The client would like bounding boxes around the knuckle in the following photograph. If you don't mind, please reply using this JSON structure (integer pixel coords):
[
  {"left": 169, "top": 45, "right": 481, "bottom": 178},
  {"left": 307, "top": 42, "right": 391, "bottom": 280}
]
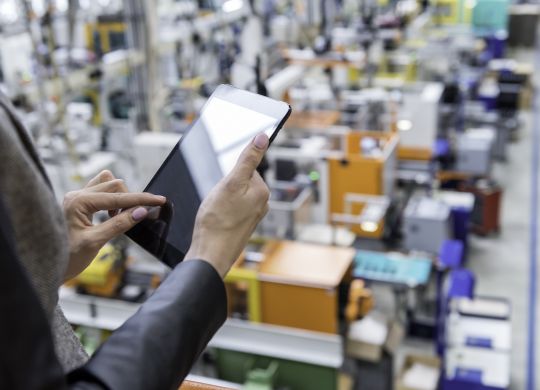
[
  {"left": 243, "top": 153, "right": 260, "bottom": 169},
  {"left": 112, "top": 216, "right": 129, "bottom": 234},
  {"left": 111, "top": 192, "right": 123, "bottom": 208},
  {"left": 77, "top": 233, "right": 98, "bottom": 252},
  {"left": 224, "top": 177, "right": 242, "bottom": 193},
  {"left": 112, "top": 180, "right": 124, "bottom": 192},
  {"left": 63, "top": 191, "right": 80, "bottom": 210},
  {"left": 100, "top": 170, "right": 113, "bottom": 180},
  {"left": 261, "top": 186, "right": 270, "bottom": 201},
  {"left": 254, "top": 184, "right": 270, "bottom": 201}
]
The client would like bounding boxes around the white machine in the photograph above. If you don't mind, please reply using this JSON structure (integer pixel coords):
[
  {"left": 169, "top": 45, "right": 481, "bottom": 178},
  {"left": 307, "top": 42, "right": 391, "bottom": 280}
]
[
  {"left": 0, "top": 32, "right": 34, "bottom": 90},
  {"left": 403, "top": 196, "right": 451, "bottom": 254},
  {"left": 456, "top": 128, "right": 496, "bottom": 176},
  {"left": 398, "top": 82, "right": 444, "bottom": 151},
  {"left": 259, "top": 182, "right": 314, "bottom": 239},
  {"left": 444, "top": 347, "right": 510, "bottom": 389},
  {"left": 266, "top": 134, "right": 340, "bottom": 224},
  {"left": 132, "top": 132, "right": 181, "bottom": 190}
]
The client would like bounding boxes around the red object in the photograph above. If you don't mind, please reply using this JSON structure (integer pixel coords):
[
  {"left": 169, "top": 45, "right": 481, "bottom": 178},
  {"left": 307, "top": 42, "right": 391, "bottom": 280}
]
[{"left": 460, "top": 183, "right": 503, "bottom": 236}]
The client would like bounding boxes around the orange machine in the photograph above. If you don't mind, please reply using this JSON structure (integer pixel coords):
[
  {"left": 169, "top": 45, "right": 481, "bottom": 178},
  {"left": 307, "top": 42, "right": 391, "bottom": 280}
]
[
  {"left": 327, "top": 131, "right": 398, "bottom": 238},
  {"left": 397, "top": 146, "right": 433, "bottom": 161},
  {"left": 258, "top": 241, "right": 355, "bottom": 334},
  {"left": 285, "top": 110, "right": 341, "bottom": 131}
]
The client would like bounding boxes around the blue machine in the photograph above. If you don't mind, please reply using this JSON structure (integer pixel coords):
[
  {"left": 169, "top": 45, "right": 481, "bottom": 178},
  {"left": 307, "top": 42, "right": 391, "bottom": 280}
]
[
  {"left": 448, "top": 269, "right": 476, "bottom": 299},
  {"left": 353, "top": 250, "right": 432, "bottom": 287},
  {"left": 435, "top": 244, "right": 469, "bottom": 356},
  {"left": 439, "top": 240, "right": 465, "bottom": 269}
]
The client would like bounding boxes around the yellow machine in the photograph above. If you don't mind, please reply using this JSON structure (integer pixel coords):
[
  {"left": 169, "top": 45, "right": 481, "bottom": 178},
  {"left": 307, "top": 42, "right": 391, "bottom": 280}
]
[
  {"left": 327, "top": 131, "right": 398, "bottom": 238},
  {"left": 225, "top": 240, "right": 373, "bottom": 334},
  {"left": 376, "top": 54, "right": 418, "bottom": 83},
  {"left": 431, "top": 0, "right": 473, "bottom": 25},
  {"left": 86, "top": 17, "right": 126, "bottom": 54},
  {"left": 68, "top": 244, "right": 125, "bottom": 297}
]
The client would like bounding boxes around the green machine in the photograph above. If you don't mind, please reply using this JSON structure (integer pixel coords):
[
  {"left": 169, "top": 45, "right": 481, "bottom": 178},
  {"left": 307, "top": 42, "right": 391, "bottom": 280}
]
[
  {"left": 209, "top": 319, "right": 343, "bottom": 390},
  {"left": 215, "top": 349, "right": 339, "bottom": 390}
]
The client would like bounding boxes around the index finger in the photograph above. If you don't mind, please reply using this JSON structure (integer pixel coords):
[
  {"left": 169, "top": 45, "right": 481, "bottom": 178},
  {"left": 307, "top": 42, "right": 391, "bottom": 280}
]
[
  {"left": 230, "top": 133, "right": 269, "bottom": 182},
  {"left": 81, "top": 192, "right": 166, "bottom": 213}
]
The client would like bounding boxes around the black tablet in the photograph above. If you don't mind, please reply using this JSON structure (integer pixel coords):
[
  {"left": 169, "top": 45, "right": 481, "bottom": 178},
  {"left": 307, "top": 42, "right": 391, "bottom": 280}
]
[{"left": 126, "top": 85, "right": 291, "bottom": 268}]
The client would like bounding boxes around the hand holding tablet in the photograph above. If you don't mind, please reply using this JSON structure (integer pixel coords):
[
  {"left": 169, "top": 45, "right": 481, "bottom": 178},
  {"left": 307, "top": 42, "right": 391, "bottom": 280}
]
[
  {"left": 126, "top": 85, "right": 291, "bottom": 268},
  {"left": 184, "top": 133, "right": 271, "bottom": 277}
]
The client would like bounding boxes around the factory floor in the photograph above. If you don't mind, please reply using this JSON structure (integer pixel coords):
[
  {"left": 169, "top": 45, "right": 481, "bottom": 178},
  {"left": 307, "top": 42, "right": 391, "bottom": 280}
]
[{"left": 394, "top": 47, "right": 539, "bottom": 390}]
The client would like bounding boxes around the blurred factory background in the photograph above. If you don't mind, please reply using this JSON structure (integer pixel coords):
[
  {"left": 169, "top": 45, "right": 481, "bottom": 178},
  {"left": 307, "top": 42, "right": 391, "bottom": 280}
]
[{"left": 1, "top": 0, "right": 539, "bottom": 389}]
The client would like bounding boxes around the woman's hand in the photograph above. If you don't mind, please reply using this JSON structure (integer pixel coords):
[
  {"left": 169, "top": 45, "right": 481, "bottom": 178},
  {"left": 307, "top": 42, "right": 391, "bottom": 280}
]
[
  {"left": 63, "top": 170, "right": 166, "bottom": 281},
  {"left": 185, "top": 133, "right": 271, "bottom": 277}
]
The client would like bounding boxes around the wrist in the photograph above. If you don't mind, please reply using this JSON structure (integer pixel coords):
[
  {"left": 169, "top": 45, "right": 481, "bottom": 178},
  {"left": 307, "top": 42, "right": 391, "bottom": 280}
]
[{"left": 184, "top": 248, "right": 227, "bottom": 279}]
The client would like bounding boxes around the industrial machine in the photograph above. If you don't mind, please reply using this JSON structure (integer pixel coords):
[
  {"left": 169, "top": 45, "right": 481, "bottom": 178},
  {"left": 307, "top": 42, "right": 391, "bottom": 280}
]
[
  {"left": 67, "top": 244, "right": 125, "bottom": 298},
  {"left": 403, "top": 197, "right": 452, "bottom": 254},
  {"left": 328, "top": 131, "right": 398, "bottom": 238},
  {"left": 456, "top": 128, "right": 496, "bottom": 176},
  {"left": 397, "top": 82, "right": 444, "bottom": 161},
  {"left": 224, "top": 240, "right": 374, "bottom": 334},
  {"left": 259, "top": 182, "right": 314, "bottom": 239},
  {"left": 3, "top": 1, "right": 527, "bottom": 388}
]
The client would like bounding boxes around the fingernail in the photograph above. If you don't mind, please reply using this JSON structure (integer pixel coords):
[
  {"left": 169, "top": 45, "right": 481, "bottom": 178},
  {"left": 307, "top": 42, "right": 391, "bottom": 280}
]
[
  {"left": 156, "top": 195, "right": 166, "bottom": 202},
  {"left": 132, "top": 207, "right": 148, "bottom": 221},
  {"left": 253, "top": 133, "right": 269, "bottom": 150}
]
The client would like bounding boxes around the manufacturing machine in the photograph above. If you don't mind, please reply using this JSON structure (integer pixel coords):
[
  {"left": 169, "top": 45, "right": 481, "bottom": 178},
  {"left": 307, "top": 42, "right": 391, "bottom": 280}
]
[
  {"left": 328, "top": 131, "right": 398, "bottom": 238},
  {"left": 403, "top": 197, "right": 452, "bottom": 254},
  {"left": 397, "top": 82, "right": 444, "bottom": 161}
]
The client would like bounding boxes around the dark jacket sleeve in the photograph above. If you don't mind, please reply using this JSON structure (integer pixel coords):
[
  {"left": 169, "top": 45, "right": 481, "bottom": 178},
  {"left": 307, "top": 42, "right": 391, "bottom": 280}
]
[
  {"left": 69, "top": 260, "right": 228, "bottom": 390},
  {"left": 0, "top": 195, "right": 228, "bottom": 390}
]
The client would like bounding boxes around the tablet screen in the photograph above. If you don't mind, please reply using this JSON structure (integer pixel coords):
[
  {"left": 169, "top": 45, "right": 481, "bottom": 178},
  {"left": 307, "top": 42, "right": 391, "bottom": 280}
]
[{"left": 127, "top": 87, "right": 290, "bottom": 267}]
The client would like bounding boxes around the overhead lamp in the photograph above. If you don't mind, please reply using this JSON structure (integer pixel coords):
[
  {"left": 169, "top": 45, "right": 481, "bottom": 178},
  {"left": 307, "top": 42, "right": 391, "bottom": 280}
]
[
  {"left": 397, "top": 119, "right": 413, "bottom": 132},
  {"left": 360, "top": 221, "right": 379, "bottom": 233},
  {"left": 222, "top": 0, "right": 243, "bottom": 13}
]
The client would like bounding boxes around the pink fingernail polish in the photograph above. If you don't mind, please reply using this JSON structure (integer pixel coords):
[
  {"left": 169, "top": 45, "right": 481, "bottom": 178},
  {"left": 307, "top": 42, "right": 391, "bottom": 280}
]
[
  {"left": 253, "top": 133, "right": 269, "bottom": 149},
  {"left": 132, "top": 207, "right": 148, "bottom": 221}
]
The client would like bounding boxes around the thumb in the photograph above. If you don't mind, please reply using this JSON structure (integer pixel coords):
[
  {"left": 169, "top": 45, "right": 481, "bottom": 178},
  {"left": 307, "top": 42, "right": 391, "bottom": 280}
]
[
  {"left": 230, "top": 133, "right": 269, "bottom": 182},
  {"left": 92, "top": 207, "right": 148, "bottom": 245}
]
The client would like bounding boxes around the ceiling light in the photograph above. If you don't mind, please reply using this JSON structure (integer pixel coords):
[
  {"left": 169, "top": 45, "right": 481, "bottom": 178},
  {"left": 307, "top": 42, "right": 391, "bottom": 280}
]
[{"left": 397, "top": 119, "right": 413, "bottom": 132}]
